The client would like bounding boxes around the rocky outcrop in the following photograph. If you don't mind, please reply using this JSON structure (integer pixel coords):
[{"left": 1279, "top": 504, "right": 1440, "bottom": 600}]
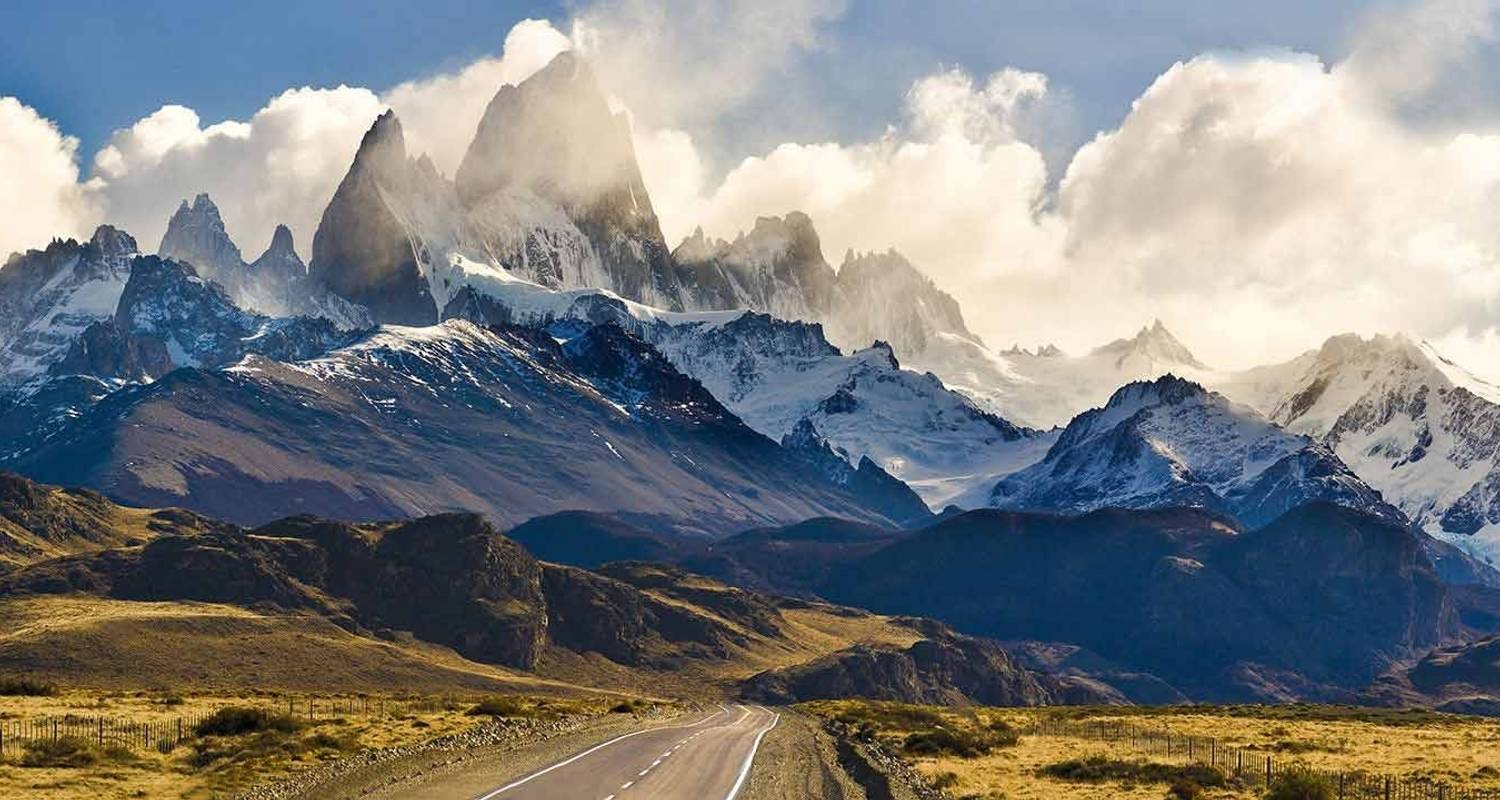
[
  {"left": 540, "top": 563, "right": 755, "bottom": 666},
  {"left": 740, "top": 620, "right": 1071, "bottom": 706},
  {"left": 0, "top": 471, "right": 216, "bottom": 569},
  {"left": 0, "top": 480, "right": 878, "bottom": 679},
  {"left": 824, "top": 249, "right": 979, "bottom": 357},
  {"left": 310, "top": 111, "right": 440, "bottom": 325},
  {"left": 4, "top": 512, "right": 550, "bottom": 669},
  {"left": 674, "top": 213, "right": 840, "bottom": 322}
]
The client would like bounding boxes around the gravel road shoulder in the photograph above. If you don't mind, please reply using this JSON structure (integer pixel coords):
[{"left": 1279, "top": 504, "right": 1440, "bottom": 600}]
[
  {"left": 239, "top": 706, "right": 695, "bottom": 800},
  {"left": 741, "top": 710, "right": 868, "bottom": 800}
]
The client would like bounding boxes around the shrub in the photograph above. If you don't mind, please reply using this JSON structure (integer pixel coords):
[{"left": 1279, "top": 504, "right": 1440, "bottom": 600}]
[
  {"left": 831, "top": 702, "right": 946, "bottom": 732},
  {"left": 984, "top": 719, "right": 1020, "bottom": 746},
  {"left": 20, "top": 736, "right": 98, "bottom": 768},
  {"left": 930, "top": 771, "right": 960, "bottom": 789},
  {"left": 1041, "top": 757, "right": 1228, "bottom": 788},
  {"left": 610, "top": 699, "right": 648, "bottom": 714},
  {"left": 194, "top": 706, "right": 301, "bottom": 737},
  {"left": 307, "top": 731, "right": 360, "bottom": 752},
  {"left": 0, "top": 676, "right": 58, "bottom": 696},
  {"left": 1169, "top": 779, "right": 1206, "bottom": 799},
  {"left": 903, "top": 725, "right": 1017, "bottom": 759},
  {"left": 102, "top": 744, "right": 138, "bottom": 763},
  {"left": 466, "top": 696, "right": 532, "bottom": 718},
  {"left": 1265, "top": 770, "right": 1335, "bottom": 800}
]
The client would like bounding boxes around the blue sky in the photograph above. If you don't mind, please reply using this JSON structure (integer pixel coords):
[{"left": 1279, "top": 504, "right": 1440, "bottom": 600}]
[{"left": 1, "top": 0, "right": 1378, "bottom": 162}]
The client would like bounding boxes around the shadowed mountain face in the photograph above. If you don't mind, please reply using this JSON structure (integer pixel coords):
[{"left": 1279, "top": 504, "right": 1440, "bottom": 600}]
[
  {"left": 820, "top": 504, "right": 1454, "bottom": 699},
  {"left": 0, "top": 472, "right": 1076, "bottom": 705},
  {"left": 310, "top": 112, "right": 441, "bottom": 326},
  {"left": 4, "top": 320, "right": 922, "bottom": 533},
  {"left": 519, "top": 503, "right": 1473, "bottom": 701}
]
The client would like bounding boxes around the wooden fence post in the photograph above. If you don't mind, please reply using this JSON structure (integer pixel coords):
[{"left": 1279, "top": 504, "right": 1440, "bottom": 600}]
[{"left": 1265, "top": 755, "right": 1272, "bottom": 785}]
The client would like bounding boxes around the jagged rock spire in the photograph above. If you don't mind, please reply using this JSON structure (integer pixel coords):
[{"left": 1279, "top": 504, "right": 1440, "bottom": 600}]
[
  {"left": 158, "top": 193, "right": 245, "bottom": 284},
  {"left": 308, "top": 110, "right": 439, "bottom": 326}
]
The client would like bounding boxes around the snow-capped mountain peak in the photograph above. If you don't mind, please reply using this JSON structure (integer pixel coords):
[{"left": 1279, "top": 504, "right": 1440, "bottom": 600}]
[
  {"left": 991, "top": 373, "right": 1399, "bottom": 527},
  {"left": 0, "top": 225, "right": 141, "bottom": 385},
  {"left": 158, "top": 193, "right": 245, "bottom": 285},
  {"left": 1091, "top": 318, "right": 1207, "bottom": 371},
  {"left": 1216, "top": 331, "right": 1500, "bottom": 560}
]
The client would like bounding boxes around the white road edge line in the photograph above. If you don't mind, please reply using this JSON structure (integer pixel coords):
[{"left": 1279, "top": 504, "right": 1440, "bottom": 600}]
[
  {"left": 470, "top": 707, "right": 728, "bottom": 800},
  {"left": 722, "top": 707, "right": 781, "bottom": 800}
]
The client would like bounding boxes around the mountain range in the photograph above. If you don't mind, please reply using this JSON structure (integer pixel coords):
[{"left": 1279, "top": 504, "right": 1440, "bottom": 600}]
[{"left": 9, "top": 50, "right": 1500, "bottom": 706}]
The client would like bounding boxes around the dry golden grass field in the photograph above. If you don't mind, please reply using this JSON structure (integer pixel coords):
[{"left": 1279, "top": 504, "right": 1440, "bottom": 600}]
[
  {"left": 804, "top": 700, "right": 1500, "bottom": 799},
  {"left": 0, "top": 687, "right": 649, "bottom": 800}
]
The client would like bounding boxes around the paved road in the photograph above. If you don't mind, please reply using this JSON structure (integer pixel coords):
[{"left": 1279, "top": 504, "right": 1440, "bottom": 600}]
[{"left": 471, "top": 705, "right": 781, "bottom": 800}]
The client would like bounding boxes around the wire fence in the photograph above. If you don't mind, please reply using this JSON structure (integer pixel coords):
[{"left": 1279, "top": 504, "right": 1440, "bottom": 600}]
[
  {"left": 0, "top": 694, "right": 425, "bottom": 757},
  {"left": 1027, "top": 717, "right": 1500, "bottom": 800}
]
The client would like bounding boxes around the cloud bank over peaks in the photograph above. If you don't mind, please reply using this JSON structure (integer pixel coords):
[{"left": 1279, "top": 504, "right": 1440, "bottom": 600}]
[
  {"left": 663, "top": 0, "right": 1500, "bottom": 371},
  {"left": 5, "top": 0, "right": 1500, "bottom": 375},
  {"left": 0, "top": 98, "right": 100, "bottom": 260},
  {"left": 0, "top": 17, "right": 575, "bottom": 263}
]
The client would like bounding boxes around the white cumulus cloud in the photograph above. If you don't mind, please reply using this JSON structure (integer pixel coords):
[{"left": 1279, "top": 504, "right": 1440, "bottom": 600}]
[
  {"left": 9, "top": 0, "right": 1500, "bottom": 379},
  {"left": 83, "top": 18, "right": 572, "bottom": 260},
  {"left": 0, "top": 98, "right": 101, "bottom": 260}
]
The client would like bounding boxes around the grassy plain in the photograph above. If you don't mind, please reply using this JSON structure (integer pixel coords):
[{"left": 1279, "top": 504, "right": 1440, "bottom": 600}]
[
  {"left": 803, "top": 700, "right": 1500, "bottom": 799},
  {"left": 0, "top": 688, "right": 637, "bottom": 799}
]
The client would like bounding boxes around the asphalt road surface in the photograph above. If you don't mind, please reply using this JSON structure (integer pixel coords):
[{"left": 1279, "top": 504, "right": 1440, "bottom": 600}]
[{"left": 470, "top": 705, "right": 781, "bottom": 800}]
